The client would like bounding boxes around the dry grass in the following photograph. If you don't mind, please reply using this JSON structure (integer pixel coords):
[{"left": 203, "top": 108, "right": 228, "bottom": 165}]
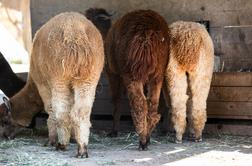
[{"left": 0, "top": 129, "right": 252, "bottom": 166}]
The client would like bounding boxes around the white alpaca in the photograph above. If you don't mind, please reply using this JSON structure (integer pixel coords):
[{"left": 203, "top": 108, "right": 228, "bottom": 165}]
[{"left": 164, "top": 21, "right": 214, "bottom": 143}]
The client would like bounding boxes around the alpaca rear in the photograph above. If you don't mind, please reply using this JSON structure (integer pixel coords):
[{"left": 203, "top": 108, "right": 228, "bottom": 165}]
[
  {"left": 164, "top": 21, "right": 214, "bottom": 143},
  {"left": 105, "top": 10, "right": 170, "bottom": 150},
  {"left": 0, "top": 8, "right": 110, "bottom": 139},
  {"left": 30, "top": 12, "right": 104, "bottom": 157},
  {"left": 124, "top": 30, "right": 162, "bottom": 81}
]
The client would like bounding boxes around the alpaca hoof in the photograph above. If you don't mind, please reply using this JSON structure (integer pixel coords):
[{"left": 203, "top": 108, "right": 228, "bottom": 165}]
[
  {"left": 70, "top": 138, "right": 77, "bottom": 143},
  {"left": 3, "top": 133, "right": 11, "bottom": 140},
  {"left": 195, "top": 137, "right": 202, "bottom": 143},
  {"left": 56, "top": 143, "right": 67, "bottom": 151},
  {"left": 50, "top": 140, "right": 57, "bottom": 146},
  {"left": 174, "top": 138, "right": 182, "bottom": 144},
  {"left": 3, "top": 131, "right": 15, "bottom": 140},
  {"left": 76, "top": 144, "right": 88, "bottom": 158},
  {"left": 138, "top": 141, "right": 148, "bottom": 151},
  {"left": 76, "top": 152, "right": 89, "bottom": 158},
  {"left": 107, "top": 131, "right": 118, "bottom": 137},
  {"left": 188, "top": 133, "right": 195, "bottom": 141},
  {"left": 48, "top": 136, "right": 57, "bottom": 146},
  {"left": 43, "top": 142, "right": 48, "bottom": 147},
  {"left": 44, "top": 140, "right": 56, "bottom": 147}
]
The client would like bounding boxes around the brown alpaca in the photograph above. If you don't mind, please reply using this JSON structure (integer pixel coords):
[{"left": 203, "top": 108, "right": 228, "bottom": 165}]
[
  {"left": 85, "top": 8, "right": 112, "bottom": 40},
  {"left": 1, "top": 12, "right": 104, "bottom": 157},
  {"left": 163, "top": 21, "right": 214, "bottom": 143},
  {"left": 105, "top": 10, "right": 170, "bottom": 150}
]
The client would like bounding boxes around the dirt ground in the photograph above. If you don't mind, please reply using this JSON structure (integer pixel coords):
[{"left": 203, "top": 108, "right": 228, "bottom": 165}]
[{"left": 0, "top": 129, "right": 252, "bottom": 166}]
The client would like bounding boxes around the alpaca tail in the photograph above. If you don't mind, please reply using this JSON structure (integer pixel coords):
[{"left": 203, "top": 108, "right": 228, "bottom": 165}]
[{"left": 124, "top": 30, "right": 165, "bottom": 81}]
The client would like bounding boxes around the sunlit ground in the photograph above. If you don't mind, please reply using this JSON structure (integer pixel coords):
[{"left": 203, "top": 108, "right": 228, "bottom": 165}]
[{"left": 0, "top": 130, "right": 251, "bottom": 166}]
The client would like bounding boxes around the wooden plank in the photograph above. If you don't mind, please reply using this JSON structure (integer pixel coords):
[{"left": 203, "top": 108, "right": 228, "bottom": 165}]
[
  {"left": 207, "top": 114, "right": 252, "bottom": 120},
  {"left": 207, "top": 102, "right": 252, "bottom": 119},
  {"left": 101, "top": 72, "right": 252, "bottom": 87},
  {"left": 204, "top": 124, "right": 252, "bottom": 136},
  {"left": 92, "top": 99, "right": 131, "bottom": 115},
  {"left": 92, "top": 98, "right": 168, "bottom": 115},
  {"left": 94, "top": 87, "right": 252, "bottom": 116},
  {"left": 91, "top": 120, "right": 252, "bottom": 136},
  {"left": 211, "top": 72, "right": 252, "bottom": 87},
  {"left": 208, "top": 86, "right": 252, "bottom": 102},
  {"left": 97, "top": 86, "right": 252, "bottom": 102},
  {"left": 91, "top": 120, "right": 134, "bottom": 131},
  {"left": 98, "top": 75, "right": 252, "bottom": 102}
]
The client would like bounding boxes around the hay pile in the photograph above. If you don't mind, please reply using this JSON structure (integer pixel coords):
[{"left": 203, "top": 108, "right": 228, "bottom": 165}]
[{"left": 0, "top": 137, "right": 73, "bottom": 166}]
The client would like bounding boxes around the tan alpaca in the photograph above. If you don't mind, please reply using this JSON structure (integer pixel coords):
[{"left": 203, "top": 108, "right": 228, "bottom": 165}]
[
  {"left": 32, "top": 12, "right": 104, "bottom": 157},
  {"left": 0, "top": 9, "right": 110, "bottom": 141},
  {"left": 164, "top": 21, "right": 214, "bottom": 143},
  {"left": 0, "top": 12, "right": 104, "bottom": 157}
]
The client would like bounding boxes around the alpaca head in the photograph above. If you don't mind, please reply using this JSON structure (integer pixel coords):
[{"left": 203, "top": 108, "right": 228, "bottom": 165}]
[
  {"left": 0, "top": 98, "right": 22, "bottom": 139},
  {"left": 85, "top": 8, "right": 113, "bottom": 39}
]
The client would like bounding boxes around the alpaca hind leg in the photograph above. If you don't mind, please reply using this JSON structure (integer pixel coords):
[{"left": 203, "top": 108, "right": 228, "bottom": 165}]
[
  {"left": 188, "top": 71, "right": 212, "bottom": 142},
  {"left": 124, "top": 80, "right": 148, "bottom": 150},
  {"left": 70, "top": 83, "right": 96, "bottom": 158},
  {"left": 106, "top": 73, "right": 122, "bottom": 137},
  {"left": 47, "top": 113, "right": 57, "bottom": 146},
  {"left": 51, "top": 81, "right": 71, "bottom": 150},
  {"left": 146, "top": 77, "right": 163, "bottom": 144},
  {"left": 166, "top": 70, "right": 188, "bottom": 143},
  {"left": 187, "top": 97, "right": 195, "bottom": 140},
  {"left": 36, "top": 84, "right": 57, "bottom": 146}
]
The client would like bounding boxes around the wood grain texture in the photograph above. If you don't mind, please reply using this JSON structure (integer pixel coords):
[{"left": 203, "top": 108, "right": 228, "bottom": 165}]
[
  {"left": 207, "top": 101, "right": 252, "bottom": 119},
  {"left": 208, "top": 87, "right": 252, "bottom": 102},
  {"left": 211, "top": 72, "right": 252, "bottom": 87},
  {"left": 204, "top": 124, "right": 252, "bottom": 136},
  {"left": 96, "top": 86, "right": 252, "bottom": 102}
]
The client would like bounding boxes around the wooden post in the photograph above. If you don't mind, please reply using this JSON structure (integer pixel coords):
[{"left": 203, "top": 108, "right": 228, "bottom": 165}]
[
  {"left": 21, "top": 0, "right": 32, "bottom": 55},
  {"left": 0, "top": 0, "right": 32, "bottom": 58}
]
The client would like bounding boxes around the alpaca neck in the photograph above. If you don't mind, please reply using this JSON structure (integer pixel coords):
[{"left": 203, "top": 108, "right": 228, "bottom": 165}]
[{"left": 10, "top": 77, "right": 43, "bottom": 127}]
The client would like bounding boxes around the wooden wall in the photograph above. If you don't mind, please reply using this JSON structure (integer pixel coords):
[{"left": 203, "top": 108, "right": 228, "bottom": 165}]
[
  {"left": 208, "top": 72, "right": 252, "bottom": 119},
  {"left": 30, "top": 0, "right": 252, "bottom": 71},
  {"left": 28, "top": 0, "right": 252, "bottom": 124},
  {"left": 92, "top": 72, "right": 252, "bottom": 120}
]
